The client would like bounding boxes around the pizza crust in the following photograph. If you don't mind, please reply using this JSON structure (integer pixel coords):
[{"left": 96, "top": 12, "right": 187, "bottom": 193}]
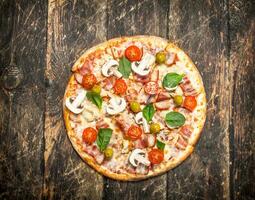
[{"left": 63, "top": 36, "right": 206, "bottom": 181}]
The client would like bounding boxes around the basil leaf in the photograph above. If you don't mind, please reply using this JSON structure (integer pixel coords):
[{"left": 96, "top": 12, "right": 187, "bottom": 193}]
[
  {"left": 142, "top": 103, "right": 155, "bottom": 122},
  {"left": 156, "top": 140, "right": 165, "bottom": 150},
  {"left": 118, "top": 57, "right": 132, "bottom": 78},
  {"left": 165, "top": 111, "right": 185, "bottom": 128},
  {"left": 86, "top": 92, "right": 102, "bottom": 109},
  {"left": 96, "top": 128, "right": 113, "bottom": 151},
  {"left": 163, "top": 73, "right": 183, "bottom": 89}
]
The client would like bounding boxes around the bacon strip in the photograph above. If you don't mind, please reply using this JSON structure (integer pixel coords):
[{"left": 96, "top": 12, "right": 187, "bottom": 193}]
[
  {"left": 180, "top": 125, "right": 193, "bottom": 140},
  {"left": 78, "top": 60, "right": 93, "bottom": 75},
  {"left": 175, "top": 135, "right": 188, "bottom": 150},
  {"left": 83, "top": 145, "right": 104, "bottom": 164},
  {"left": 102, "top": 76, "right": 116, "bottom": 91},
  {"left": 156, "top": 91, "right": 171, "bottom": 102},
  {"left": 180, "top": 76, "right": 198, "bottom": 96},
  {"left": 96, "top": 118, "right": 109, "bottom": 130},
  {"left": 115, "top": 116, "right": 130, "bottom": 134}
]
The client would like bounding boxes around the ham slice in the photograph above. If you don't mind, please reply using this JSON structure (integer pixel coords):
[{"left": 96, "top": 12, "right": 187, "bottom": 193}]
[
  {"left": 166, "top": 52, "right": 177, "bottom": 66},
  {"left": 180, "top": 125, "right": 193, "bottom": 140},
  {"left": 102, "top": 76, "right": 116, "bottom": 91},
  {"left": 115, "top": 116, "right": 131, "bottom": 134},
  {"left": 180, "top": 76, "right": 198, "bottom": 96},
  {"left": 155, "top": 100, "right": 172, "bottom": 110},
  {"left": 78, "top": 60, "right": 93, "bottom": 75},
  {"left": 96, "top": 118, "right": 109, "bottom": 130},
  {"left": 83, "top": 145, "right": 105, "bottom": 164},
  {"left": 175, "top": 135, "right": 188, "bottom": 150},
  {"left": 156, "top": 91, "right": 171, "bottom": 102}
]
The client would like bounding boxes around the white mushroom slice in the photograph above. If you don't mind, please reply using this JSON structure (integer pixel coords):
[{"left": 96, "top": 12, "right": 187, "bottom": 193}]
[
  {"left": 134, "top": 112, "right": 150, "bottom": 133},
  {"left": 129, "top": 149, "right": 150, "bottom": 167},
  {"left": 65, "top": 89, "right": 86, "bottom": 114},
  {"left": 106, "top": 97, "right": 127, "bottom": 115},
  {"left": 101, "top": 60, "right": 122, "bottom": 78},
  {"left": 131, "top": 53, "right": 155, "bottom": 76}
]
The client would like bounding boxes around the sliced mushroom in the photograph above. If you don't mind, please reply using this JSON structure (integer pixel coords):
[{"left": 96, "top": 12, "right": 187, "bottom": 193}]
[
  {"left": 65, "top": 89, "right": 86, "bottom": 114},
  {"left": 101, "top": 60, "right": 122, "bottom": 78},
  {"left": 129, "top": 149, "right": 150, "bottom": 167},
  {"left": 106, "top": 97, "right": 127, "bottom": 115},
  {"left": 134, "top": 112, "right": 150, "bottom": 133},
  {"left": 82, "top": 103, "right": 100, "bottom": 122},
  {"left": 131, "top": 53, "right": 155, "bottom": 76}
]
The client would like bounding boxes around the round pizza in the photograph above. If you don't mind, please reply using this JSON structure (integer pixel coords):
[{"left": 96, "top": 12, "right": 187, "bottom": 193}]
[{"left": 63, "top": 36, "right": 206, "bottom": 181}]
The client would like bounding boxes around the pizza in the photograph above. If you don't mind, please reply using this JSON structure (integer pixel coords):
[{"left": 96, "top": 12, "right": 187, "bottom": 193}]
[{"left": 63, "top": 36, "right": 206, "bottom": 181}]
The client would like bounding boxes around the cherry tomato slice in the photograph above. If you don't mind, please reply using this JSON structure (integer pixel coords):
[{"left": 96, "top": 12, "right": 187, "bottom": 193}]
[
  {"left": 82, "top": 73, "right": 97, "bottom": 89},
  {"left": 82, "top": 127, "right": 97, "bottom": 144},
  {"left": 127, "top": 125, "right": 142, "bottom": 141},
  {"left": 148, "top": 149, "right": 164, "bottom": 164},
  {"left": 144, "top": 81, "right": 159, "bottom": 95},
  {"left": 113, "top": 79, "right": 127, "bottom": 95},
  {"left": 125, "top": 45, "right": 142, "bottom": 62},
  {"left": 183, "top": 96, "right": 197, "bottom": 111}
]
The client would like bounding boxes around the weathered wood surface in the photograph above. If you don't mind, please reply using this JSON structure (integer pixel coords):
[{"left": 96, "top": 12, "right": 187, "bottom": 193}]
[{"left": 0, "top": 0, "right": 254, "bottom": 199}]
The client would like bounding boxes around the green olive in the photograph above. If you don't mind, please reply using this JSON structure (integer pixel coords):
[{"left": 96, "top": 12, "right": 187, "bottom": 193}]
[
  {"left": 150, "top": 123, "right": 161, "bottom": 134},
  {"left": 156, "top": 52, "right": 166, "bottom": 64},
  {"left": 174, "top": 95, "right": 183, "bottom": 106},
  {"left": 130, "top": 101, "right": 141, "bottom": 113},
  {"left": 92, "top": 85, "right": 101, "bottom": 94},
  {"left": 104, "top": 147, "right": 113, "bottom": 159}
]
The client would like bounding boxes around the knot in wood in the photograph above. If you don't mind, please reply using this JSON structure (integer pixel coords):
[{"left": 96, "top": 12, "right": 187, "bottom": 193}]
[{"left": 1, "top": 64, "right": 23, "bottom": 90}]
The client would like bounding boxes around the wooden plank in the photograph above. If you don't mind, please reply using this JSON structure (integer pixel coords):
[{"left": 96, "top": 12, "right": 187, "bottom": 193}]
[
  {"left": 167, "top": 0, "right": 231, "bottom": 199},
  {"left": 43, "top": 0, "right": 107, "bottom": 199},
  {"left": 103, "top": 1, "right": 169, "bottom": 199},
  {"left": 0, "top": 0, "right": 47, "bottom": 198},
  {"left": 229, "top": 0, "right": 255, "bottom": 199}
]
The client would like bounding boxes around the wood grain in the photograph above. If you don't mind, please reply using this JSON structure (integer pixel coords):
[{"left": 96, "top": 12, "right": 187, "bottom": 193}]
[
  {"left": 43, "top": 0, "right": 107, "bottom": 199},
  {"left": 0, "top": 0, "right": 47, "bottom": 198},
  {"left": 103, "top": 1, "right": 169, "bottom": 199},
  {"left": 229, "top": 0, "right": 255, "bottom": 199},
  {"left": 167, "top": 0, "right": 231, "bottom": 199}
]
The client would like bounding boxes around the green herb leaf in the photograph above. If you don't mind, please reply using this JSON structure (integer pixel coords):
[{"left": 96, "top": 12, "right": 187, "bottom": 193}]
[
  {"left": 162, "top": 73, "right": 183, "bottom": 89},
  {"left": 142, "top": 103, "right": 155, "bottom": 122},
  {"left": 118, "top": 57, "right": 132, "bottom": 78},
  {"left": 86, "top": 91, "right": 102, "bottom": 109},
  {"left": 96, "top": 128, "right": 113, "bottom": 151},
  {"left": 156, "top": 140, "right": 165, "bottom": 150},
  {"left": 165, "top": 111, "right": 185, "bottom": 128}
]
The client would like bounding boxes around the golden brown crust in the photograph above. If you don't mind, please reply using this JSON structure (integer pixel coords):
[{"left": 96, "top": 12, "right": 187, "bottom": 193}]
[{"left": 63, "top": 35, "right": 206, "bottom": 181}]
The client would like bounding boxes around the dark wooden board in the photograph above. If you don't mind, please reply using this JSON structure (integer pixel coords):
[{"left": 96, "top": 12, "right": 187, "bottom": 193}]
[
  {"left": 0, "top": 0, "right": 47, "bottom": 198},
  {"left": 0, "top": 0, "right": 254, "bottom": 199}
]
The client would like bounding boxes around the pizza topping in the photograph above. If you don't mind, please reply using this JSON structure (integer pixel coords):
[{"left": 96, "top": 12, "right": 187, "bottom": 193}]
[
  {"left": 180, "top": 75, "right": 198, "bottom": 96},
  {"left": 173, "top": 95, "right": 183, "bottom": 106},
  {"left": 156, "top": 91, "right": 171, "bottom": 102},
  {"left": 156, "top": 51, "right": 166, "bottom": 64},
  {"left": 183, "top": 96, "right": 197, "bottom": 111},
  {"left": 144, "top": 81, "right": 159, "bottom": 95},
  {"left": 106, "top": 96, "right": 127, "bottom": 115},
  {"left": 175, "top": 135, "right": 188, "bottom": 150},
  {"left": 156, "top": 140, "right": 165, "bottom": 150},
  {"left": 82, "top": 104, "right": 99, "bottom": 122},
  {"left": 74, "top": 73, "right": 83, "bottom": 84},
  {"left": 102, "top": 76, "right": 116, "bottom": 91},
  {"left": 83, "top": 145, "right": 105, "bottom": 164},
  {"left": 104, "top": 147, "right": 114, "bottom": 159},
  {"left": 148, "top": 149, "right": 164, "bottom": 164},
  {"left": 150, "top": 123, "right": 161, "bottom": 134},
  {"left": 118, "top": 57, "right": 132, "bottom": 78},
  {"left": 82, "top": 73, "right": 97, "bottom": 89},
  {"left": 127, "top": 125, "right": 142, "bottom": 141},
  {"left": 142, "top": 103, "right": 155, "bottom": 122},
  {"left": 165, "top": 52, "right": 177, "bottom": 66},
  {"left": 86, "top": 91, "right": 103, "bottom": 109},
  {"left": 146, "top": 134, "right": 156, "bottom": 147},
  {"left": 82, "top": 127, "right": 98, "bottom": 144},
  {"left": 113, "top": 79, "right": 127, "bottom": 95},
  {"left": 91, "top": 84, "right": 101, "bottom": 94},
  {"left": 180, "top": 125, "right": 193, "bottom": 140},
  {"left": 134, "top": 112, "right": 150, "bottom": 133},
  {"left": 129, "top": 149, "right": 150, "bottom": 167},
  {"left": 165, "top": 111, "right": 186, "bottom": 129},
  {"left": 130, "top": 101, "right": 141, "bottom": 113},
  {"left": 101, "top": 60, "right": 122, "bottom": 78},
  {"left": 163, "top": 73, "right": 184, "bottom": 91},
  {"left": 131, "top": 53, "right": 155, "bottom": 76},
  {"left": 96, "top": 117, "right": 109, "bottom": 130},
  {"left": 125, "top": 45, "right": 143, "bottom": 62},
  {"left": 65, "top": 89, "right": 86, "bottom": 114},
  {"left": 96, "top": 128, "right": 113, "bottom": 151},
  {"left": 122, "top": 139, "right": 132, "bottom": 153},
  {"left": 155, "top": 100, "right": 172, "bottom": 110}
]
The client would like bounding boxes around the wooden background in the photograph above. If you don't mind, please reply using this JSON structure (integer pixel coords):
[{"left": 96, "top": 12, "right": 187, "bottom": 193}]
[{"left": 0, "top": 0, "right": 254, "bottom": 199}]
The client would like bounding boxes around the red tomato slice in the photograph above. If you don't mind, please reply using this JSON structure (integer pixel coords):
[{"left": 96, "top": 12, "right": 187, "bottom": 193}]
[
  {"left": 183, "top": 96, "right": 197, "bottom": 111},
  {"left": 82, "top": 127, "right": 97, "bottom": 144},
  {"left": 125, "top": 45, "right": 142, "bottom": 62},
  {"left": 113, "top": 79, "right": 127, "bottom": 95},
  {"left": 144, "top": 81, "right": 159, "bottom": 95},
  {"left": 127, "top": 125, "right": 142, "bottom": 141},
  {"left": 82, "top": 73, "right": 97, "bottom": 89},
  {"left": 148, "top": 149, "right": 164, "bottom": 164}
]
